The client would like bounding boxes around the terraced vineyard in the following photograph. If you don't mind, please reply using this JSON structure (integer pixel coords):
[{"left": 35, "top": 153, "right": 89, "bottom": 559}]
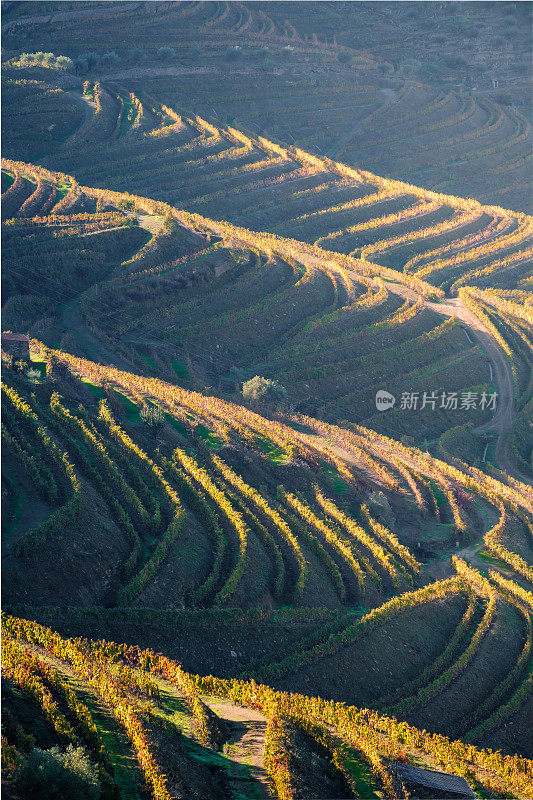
[{"left": 1, "top": 3, "right": 532, "bottom": 799}]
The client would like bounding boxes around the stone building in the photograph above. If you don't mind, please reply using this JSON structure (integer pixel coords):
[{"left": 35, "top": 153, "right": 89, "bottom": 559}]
[{"left": 1, "top": 332, "right": 30, "bottom": 362}]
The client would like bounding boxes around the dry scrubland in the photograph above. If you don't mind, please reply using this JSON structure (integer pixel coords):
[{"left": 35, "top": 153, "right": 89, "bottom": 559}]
[{"left": 1, "top": 2, "right": 532, "bottom": 799}]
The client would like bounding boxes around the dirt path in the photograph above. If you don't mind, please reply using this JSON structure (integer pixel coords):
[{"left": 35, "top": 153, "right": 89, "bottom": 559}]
[
  {"left": 324, "top": 269, "right": 524, "bottom": 483},
  {"left": 81, "top": 214, "right": 164, "bottom": 238},
  {"left": 134, "top": 213, "right": 166, "bottom": 235},
  {"left": 380, "top": 281, "right": 527, "bottom": 484},
  {"left": 423, "top": 533, "right": 491, "bottom": 580},
  {"left": 17, "top": 641, "right": 270, "bottom": 798},
  {"left": 315, "top": 412, "right": 531, "bottom": 512},
  {"left": 179, "top": 212, "right": 526, "bottom": 482},
  {"left": 203, "top": 697, "right": 270, "bottom": 799}
]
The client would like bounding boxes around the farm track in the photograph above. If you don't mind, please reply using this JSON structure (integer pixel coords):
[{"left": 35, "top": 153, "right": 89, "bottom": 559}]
[
  {"left": 135, "top": 213, "right": 166, "bottom": 235},
  {"left": 382, "top": 285, "right": 525, "bottom": 486},
  {"left": 80, "top": 214, "right": 165, "bottom": 237},
  {"left": 14, "top": 642, "right": 270, "bottom": 797},
  {"left": 203, "top": 697, "right": 270, "bottom": 799},
  {"left": 182, "top": 210, "right": 527, "bottom": 486}
]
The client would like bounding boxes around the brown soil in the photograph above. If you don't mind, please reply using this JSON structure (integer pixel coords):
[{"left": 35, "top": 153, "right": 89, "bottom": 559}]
[{"left": 203, "top": 697, "right": 271, "bottom": 798}]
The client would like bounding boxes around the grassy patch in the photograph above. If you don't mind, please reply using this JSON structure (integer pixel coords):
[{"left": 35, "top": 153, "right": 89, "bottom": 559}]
[
  {"left": 343, "top": 746, "right": 382, "bottom": 798},
  {"left": 139, "top": 353, "right": 157, "bottom": 370},
  {"left": 151, "top": 687, "right": 264, "bottom": 800},
  {"left": 118, "top": 93, "right": 135, "bottom": 137},
  {"left": 151, "top": 683, "right": 194, "bottom": 736},
  {"left": 477, "top": 549, "right": 509, "bottom": 569},
  {"left": 69, "top": 680, "right": 144, "bottom": 800},
  {"left": 81, "top": 379, "right": 105, "bottom": 399},
  {"left": 196, "top": 423, "right": 223, "bottom": 450},
  {"left": 114, "top": 390, "right": 141, "bottom": 422},
  {"left": 55, "top": 186, "right": 69, "bottom": 201},
  {"left": 256, "top": 435, "right": 289, "bottom": 465},
  {"left": 427, "top": 478, "right": 446, "bottom": 507},
  {"left": 164, "top": 412, "right": 189, "bottom": 436},
  {"left": 473, "top": 500, "right": 495, "bottom": 533},
  {"left": 181, "top": 735, "right": 263, "bottom": 799},
  {"left": 2, "top": 169, "right": 15, "bottom": 190},
  {"left": 172, "top": 360, "right": 187, "bottom": 379},
  {"left": 420, "top": 521, "right": 455, "bottom": 542},
  {"left": 321, "top": 462, "right": 348, "bottom": 493}
]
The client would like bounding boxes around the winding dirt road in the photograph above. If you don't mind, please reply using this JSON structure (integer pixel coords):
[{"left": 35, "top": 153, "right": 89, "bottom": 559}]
[
  {"left": 378, "top": 280, "right": 524, "bottom": 484},
  {"left": 286, "top": 244, "right": 526, "bottom": 484},
  {"left": 203, "top": 697, "right": 270, "bottom": 799},
  {"left": 179, "top": 212, "right": 527, "bottom": 482},
  {"left": 211, "top": 220, "right": 523, "bottom": 482}
]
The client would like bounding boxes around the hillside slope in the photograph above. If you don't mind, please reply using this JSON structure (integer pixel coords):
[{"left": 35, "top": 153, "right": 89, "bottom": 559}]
[{"left": 1, "top": 4, "right": 532, "bottom": 796}]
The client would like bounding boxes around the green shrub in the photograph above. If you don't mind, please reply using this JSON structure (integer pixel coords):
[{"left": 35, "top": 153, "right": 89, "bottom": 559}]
[
  {"left": 15, "top": 746, "right": 101, "bottom": 800},
  {"left": 337, "top": 50, "right": 352, "bottom": 64},
  {"left": 242, "top": 376, "right": 287, "bottom": 405},
  {"left": 101, "top": 51, "right": 119, "bottom": 67},
  {"left": 156, "top": 46, "right": 175, "bottom": 61},
  {"left": 225, "top": 46, "right": 242, "bottom": 59}
]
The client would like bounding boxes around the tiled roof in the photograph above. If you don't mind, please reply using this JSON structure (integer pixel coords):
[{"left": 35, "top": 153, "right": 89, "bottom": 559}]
[
  {"left": 1, "top": 333, "right": 29, "bottom": 342},
  {"left": 392, "top": 762, "right": 475, "bottom": 798}
]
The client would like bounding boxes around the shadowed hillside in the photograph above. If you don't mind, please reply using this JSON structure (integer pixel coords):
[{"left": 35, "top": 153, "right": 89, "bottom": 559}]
[{"left": 1, "top": 3, "right": 532, "bottom": 798}]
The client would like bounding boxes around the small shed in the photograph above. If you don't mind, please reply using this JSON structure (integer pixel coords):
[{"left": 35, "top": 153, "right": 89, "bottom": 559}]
[
  {"left": 1, "top": 332, "right": 30, "bottom": 362},
  {"left": 390, "top": 762, "right": 475, "bottom": 799}
]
